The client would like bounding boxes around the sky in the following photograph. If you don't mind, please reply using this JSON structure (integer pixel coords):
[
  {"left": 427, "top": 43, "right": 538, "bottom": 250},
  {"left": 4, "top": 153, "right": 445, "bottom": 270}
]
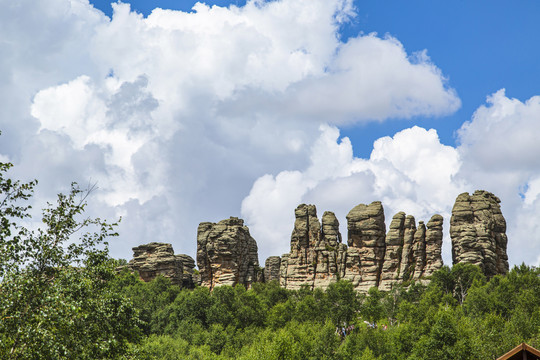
[{"left": 1, "top": 0, "right": 540, "bottom": 268}]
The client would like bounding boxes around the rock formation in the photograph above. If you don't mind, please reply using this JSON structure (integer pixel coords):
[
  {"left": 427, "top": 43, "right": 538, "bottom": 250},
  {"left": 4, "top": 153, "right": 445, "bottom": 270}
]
[
  {"left": 176, "top": 254, "right": 197, "bottom": 288},
  {"left": 450, "top": 190, "right": 509, "bottom": 277},
  {"left": 411, "top": 221, "right": 427, "bottom": 280},
  {"left": 280, "top": 205, "right": 320, "bottom": 289},
  {"left": 279, "top": 202, "right": 444, "bottom": 292},
  {"left": 423, "top": 215, "right": 444, "bottom": 277},
  {"left": 197, "top": 217, "right": 260, "bottom": 290},
  {"left": 128, "top": 242, "right": 194, "bottom": 287},
  {"left": 398, "top": 215, "right": 417, "bottom": 282},
  {"left": 345, "top": 202, "right": 387, "bottom": 292},
  {"left": 125, "top": 190, "right": 511, "bottom": 293},
  {"left": 379, "top": 212, "right": 406, "bottom": 291},
  {"left": 314, "top": 211, "right": 344, "bottom": 289},
  {"left": 279, "top": 205, "right": 344, "bottom": 290},
  {"left": 264, "top": 256, "right": 281, "bottom": 282}
]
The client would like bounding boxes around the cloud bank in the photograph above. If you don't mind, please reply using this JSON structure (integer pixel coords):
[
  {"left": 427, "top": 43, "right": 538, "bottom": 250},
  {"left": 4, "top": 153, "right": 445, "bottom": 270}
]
[
  {"left": 7, "top": 0, "right": 540, "bottom": 268},
  {"left": 243, "top": 90, "right": 540, "bottom": 266}
]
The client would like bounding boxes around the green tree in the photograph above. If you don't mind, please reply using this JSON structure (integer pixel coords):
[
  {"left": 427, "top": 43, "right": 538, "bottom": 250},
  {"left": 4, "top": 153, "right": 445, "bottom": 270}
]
[
  {"left": 0, "top": 158, "right": 142, "bottom": 359},
  {"left": 360, "top": 287, "right": 386, "bottom": 323},
  {"left": 325, "top": 279, "right": 359, "bottom": 326}
]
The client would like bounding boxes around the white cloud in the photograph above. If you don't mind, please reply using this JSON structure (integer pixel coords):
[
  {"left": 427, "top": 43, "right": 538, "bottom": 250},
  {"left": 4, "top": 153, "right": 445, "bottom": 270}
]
[
  {"left": 242, "top": 125, "right": 464, "bottom": 262},
  {"left": 244, "top": 89, "right": 540, "bottom": 268},
  {"left": 455, "top": 90, "right": 540, "bottom": 267},
  {"left": 2, "top": 0, "right": 460, "bottom": 262},
  {"left": 30, "top": 75, "right": 163, "bottom": 206},
  {"left": 458, "top": 89, "right": 540, "bottom": 172}
]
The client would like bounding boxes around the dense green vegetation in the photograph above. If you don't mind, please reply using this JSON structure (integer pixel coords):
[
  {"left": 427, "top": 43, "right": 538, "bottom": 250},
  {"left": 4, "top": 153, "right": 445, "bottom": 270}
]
[
  {"left": 114, "top": 264, "right": 540, "bottom": 359},
  {"left": 2, "top": 142, "right": 540, "bottom": 359}
]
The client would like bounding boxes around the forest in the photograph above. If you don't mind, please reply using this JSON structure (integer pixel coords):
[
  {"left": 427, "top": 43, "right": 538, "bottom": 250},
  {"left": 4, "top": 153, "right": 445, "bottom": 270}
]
[{"left": 2, "top": 155, "right": 540, "bottom": 359}]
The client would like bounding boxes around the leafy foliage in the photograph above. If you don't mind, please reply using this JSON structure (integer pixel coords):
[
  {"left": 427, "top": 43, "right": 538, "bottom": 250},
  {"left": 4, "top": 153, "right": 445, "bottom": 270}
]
[
  {"left": 108, "top": 264, "right": 540, "bottom": 360},
  {"left": 0, "top": 158, "right": 142, "bottom": 359}
]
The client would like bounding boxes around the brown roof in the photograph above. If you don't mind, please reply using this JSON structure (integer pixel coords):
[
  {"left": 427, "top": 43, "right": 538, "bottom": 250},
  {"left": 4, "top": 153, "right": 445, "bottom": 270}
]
[{"left": 497, "top": 343, "right": 540, "bottom": 360}]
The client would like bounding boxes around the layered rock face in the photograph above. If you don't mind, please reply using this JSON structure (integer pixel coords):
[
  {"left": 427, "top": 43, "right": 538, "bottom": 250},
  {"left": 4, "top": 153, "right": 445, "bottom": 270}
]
[
  {"left": 127, "top": 190, "right": 510, "bottom": 293},
  {"left": 128, "top": 242, "right": 195, "bottom": 287},
  {"left": 344, "top": 202, "right": 386, "bottom": 292},
  {"left": 379, "top": 212, "right": 406, "bottom": 291},
  {"left": 279, "top": 205, "right": 343, "bottom": 290},
  {"left": 176, "top": 254, "right": 197, "bottom": 287},
  {"left": 398, "top": 215, "right": 417, "bottom": 283},
  {"left": 280, "top": 205, "right": 320, "bottom": 289},
  {"left": 197, "top": 217, "right": 260, "bottom": 290},
  {"left": 423, "top": 215, "right": 444, "bottom": 277},
  {"left": 279, "top": 202, "right": 444, "bottom": 292},
  {"left": 264, "top": 256, "right": 281, "bottom": 282},
  {"left": 450, "top": 191, "right": 509, "bottom": 277}
]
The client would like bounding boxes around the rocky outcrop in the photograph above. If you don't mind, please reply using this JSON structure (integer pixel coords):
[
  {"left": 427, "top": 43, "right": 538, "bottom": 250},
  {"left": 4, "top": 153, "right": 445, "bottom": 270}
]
[
  {"left": 264, "top": 256, "right": 281, "bottom": 282},
  {"left": 278, "top": 201, "right": 444, "bottom": 293},
  {"left": 379, "top": 212, "right": 406, "bottom": 291},
  {"left": 450, "top": 190, "right": 509, "bottom": 277},
  {"left": 176, "top": 254, "right": 196, "bottom": 288},
  {"left": 313, "top": 211, "right": 343, "bottom": 289},
  {"left": 197, "top": 217, "right": 259, "bottom": 290},
  {"left": 279, "top": 205, "right": 344, "bottom": 290},
  {"left": 345, "top": 202, "right": 386, "bottom": 292},
  {"left": 281, "top": 205, "right": 320, "bottom": 289},
  {"left": 423, "top": 215, "right": 444, "bottom": 277},
  {"left": 411, "top": 221, "right": 427, "bottom": 280},
  {"left": 128, "top": 242, "right": 194, "bottom": 286},
  {"left": 398, "top": 215, "right": 417, "bottom": 282},
  {"left": 125, "top": 190, "right": 510, "bottom": 293}
]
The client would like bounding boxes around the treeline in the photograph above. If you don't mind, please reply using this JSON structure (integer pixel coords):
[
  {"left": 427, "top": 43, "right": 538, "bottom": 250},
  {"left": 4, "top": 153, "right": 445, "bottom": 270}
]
[{"left": 112, "top": 263, "right": 540, "bottom": 359}]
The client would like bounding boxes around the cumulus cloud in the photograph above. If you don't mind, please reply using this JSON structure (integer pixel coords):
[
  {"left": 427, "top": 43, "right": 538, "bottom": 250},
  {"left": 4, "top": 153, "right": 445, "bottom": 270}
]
[
  {"left": 244, "top": 89, "right": 540, "bottom": 268},
  {"left": 242, "top": 125, "right": 465, "bottom": 262},
  {"left": 2, "top": 0, "right": 460, "bottom": 261},
  {"left": 455, "top": 90, "right": 540, "bottom": 266}
]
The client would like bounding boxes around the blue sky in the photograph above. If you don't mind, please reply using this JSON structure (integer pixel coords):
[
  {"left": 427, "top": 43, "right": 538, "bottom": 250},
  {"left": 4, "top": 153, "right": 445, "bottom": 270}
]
[{"left": 2, "top": 0, "right": 540, "bottom": 267}]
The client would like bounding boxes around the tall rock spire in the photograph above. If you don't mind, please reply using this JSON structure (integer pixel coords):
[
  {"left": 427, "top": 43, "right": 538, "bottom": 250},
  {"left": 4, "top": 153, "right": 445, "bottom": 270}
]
[{"left": 450, "top": 190, "right": 509, "bottom": 277}]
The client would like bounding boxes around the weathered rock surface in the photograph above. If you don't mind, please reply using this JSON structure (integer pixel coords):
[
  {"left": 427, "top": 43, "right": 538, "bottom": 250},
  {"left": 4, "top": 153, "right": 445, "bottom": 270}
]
[
  {"left": 379, "top": 212, "right": 406, "bottom": 291},
  {"left": 280, "top": 204, "right": 320, "bottom": 289},
  {"left": 398, "top": 215, "right": 417, "bottom": 282},
  {"left": 451, "top": 190, "right": 509, "bottom": 277},
  {"left": 278, "top": 202, "right": 445, "bottom": 292},
  {"left": 176, "top": 254, "right": 196, "bottom": 288},
  {"left": 313, "top": 211, "right": 342, "bottom": 289},
  {"left": 128, "top": 191, "right": 510, "bottom": 293},
  {"left": 197, "top": 217, "right": 259, "bottom": 290},
  {"left": 279, "top": 205, "right": 345, "bottom": 290},
  {"left": 345, "top": 202, "right": 386, "bottom": 292},
  {"left": 264, "top": 256, "right": 281, "bottom": 282},
  {"left": 128, "top": 242, "right": 184, "bottom": 285},
  {"left": 423, "top": 215, "right": 444, "bottom": 277},
  {"left": 411, "top": 221, "right": 427, "bottom": 280}
]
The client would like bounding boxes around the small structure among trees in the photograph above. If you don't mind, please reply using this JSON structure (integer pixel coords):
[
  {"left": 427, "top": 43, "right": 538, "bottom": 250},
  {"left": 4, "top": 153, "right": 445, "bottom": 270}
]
[{"left": 497, "top": 343, "right": 540, "bottom": 360}]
